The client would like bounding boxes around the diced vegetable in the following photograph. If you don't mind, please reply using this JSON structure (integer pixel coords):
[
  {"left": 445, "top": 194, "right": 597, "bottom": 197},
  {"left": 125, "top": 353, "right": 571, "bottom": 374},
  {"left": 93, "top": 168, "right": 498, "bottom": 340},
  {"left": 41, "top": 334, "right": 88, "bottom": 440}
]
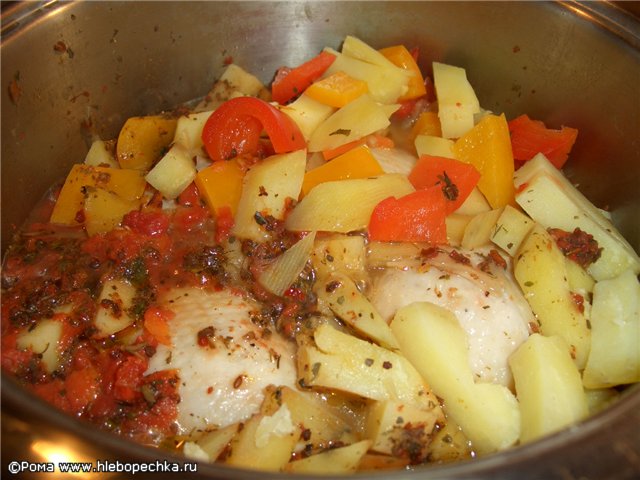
[
  {"left": 315, "top": 272, "right": 400, "bottom": 349},
  {"left": 509, "top": 334, "right": 588, "bottom": 444},
  {"left": 369, "top": 146, "right": 417, "bottom": 176},
  {"left": 305, "top": 71, "right": 368, "bottom": 108},
  {"left": 83, "top": 187, "right": 141, "bottom": 236},
  {"left": 50, "top": 165, "right": 146, "bottom": 226},
  {"left": 323, "top": 44, "right": 409, "bottom": 105},
  {"left": 508, "top": 114, "right": 578, "bottom": 169},
  {"left": 285, "top": 174, "right": 414, "bottom": 233},
  {"left": 414, "top": 134, "right": 454, "bottom": 159},
  {"left": 445, "top": 213, "right": 473, "bottom": 246},
  {"left": 116, "top": 115, "right": 177, "bottom": 171},
  {"left": 195, "top": 158, "right": 244, "bottom": 217},
  {"left": 201, "top": 97, "right": 306, "bottom": 162},
  {"left": 258, "top": 231, "right": 316, "bottom": 296},
  {"left": 261, "top": 385, "right": 357, "bottom": 448},
  {"left": 514, "top": 153, "right": 640, "bottom": 280},
  {"left": 284, "top": 440, "right": 372, "bottom": 474},
  {"left": 368, "top": 187, "right": 447, "bottom": 243},
  {"left": 195, "top": 63, "right": 270, "bottom": 112},
  {"left": 461, "top": 208, "right": 504, "bottom": 250},
  {"left": 365, "top": 400, "right": 438, "bottom": 457},
  {"left": 308, "top": 94, "right": 398, "bottom": 152},
  {"left": 233, "top": 149, "right": 306, "bottom": 242},
  {"left": 94, "top": 279, "right": 137, "bottom": 337},
  {"left": 432, "top": 62, "right": 480, "bottom": 139},
  {"left": 455, "top": 187, "right": 491, "bottom": 216},
  {"left": 453, "top": 113, "right": 515, "bottom": 209},
  {"left": 302, "top": 145, "right": 384, "bottom": 195},
  {"left": 278, "top": 94, "right": 336, "bottom": 141},
  {"left": 390, "top": 302, "right": 521, "bottom": 454},
  {"left": 408, "top": 155, "right": 481, "bottom": 213},
  {"left": 297, "top": 324, "right": 442, "bottom": 412},
  {"left": 145, "top": 143, "right": 197, "bottom": 200},
  {"left": 379, "top": 44, "right": 426, "bottom": 101},
  {"left": 428, "top": 417, "right": 473, "bottom": 464},
  {"left": 514, "top": 225, "right": 591, "bottom": 368},
  {"left": 411, "top": 112, "right": 442, "bottom": 140},
  {"left": 192, "top": 424, "right": 239, "bottom": 461},
  {"left": 311, "top": 234, "right": 366, "bottom": 280},
  {"left": 271, "top": 51, "right": 336, "bottom": 104},
  {"left": 16, "top": 318, "right": 63, "bottom": 373},
  {"left": 84, "top": 139, "right": 118, "bottom": 168},
  {"left": 490, "top": 205, "right": 535, "bottom": 256},
  {"left": 173, "top": 110, "right": 214, "bottom": 155},
  {"left": 582, "top": 269, "right": 640, "bottom": 388},
  {"left": 225, "top": 410, "right": 297, "bottom": 471}
]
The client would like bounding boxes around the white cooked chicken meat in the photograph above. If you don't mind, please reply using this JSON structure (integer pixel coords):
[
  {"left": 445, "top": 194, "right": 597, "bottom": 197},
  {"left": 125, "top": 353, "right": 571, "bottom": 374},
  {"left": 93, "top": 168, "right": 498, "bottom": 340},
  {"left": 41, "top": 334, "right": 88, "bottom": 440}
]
[
  {"left": 368, "top": 247, "right": 535, "bottom": 387},
  {"left": 146, "top": 287, "right": 297, "bottom": 434}
]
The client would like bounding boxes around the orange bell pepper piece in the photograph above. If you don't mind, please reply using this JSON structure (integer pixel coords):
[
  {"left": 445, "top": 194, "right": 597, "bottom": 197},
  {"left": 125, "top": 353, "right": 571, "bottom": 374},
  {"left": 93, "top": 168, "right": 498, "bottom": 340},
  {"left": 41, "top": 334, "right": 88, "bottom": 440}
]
[
  {"left": 321, "top": 138, "right": 365, "bottom": 161},
  {"left": 411, "top": 111, "right": 442, "bottom": 140},
  {"left": 144, "top": 307, "right": 174, "bottom": 347},
  {"left": 302, "top": 145, "right": 384, "bottom": 196},
  {"left": 508, "top": 114, "right": 578, "bottom": 169},
  {"left": 305, "top": 71, "right": 369, "bottom": 108},
  {"left": 195, "top": 159, "right": 244, "bottom": 217},
  {"left": 379, "top": 45, "right": 427, "bottom": 101},
  {"left": 409, "top": 155, "right": 481, "bottom": 214},
  {"left": 453, "top": 114, "right": 515, "bottom": 209},
  {"left": 368, "top": 187, "right": 447, "bottom": 243}
]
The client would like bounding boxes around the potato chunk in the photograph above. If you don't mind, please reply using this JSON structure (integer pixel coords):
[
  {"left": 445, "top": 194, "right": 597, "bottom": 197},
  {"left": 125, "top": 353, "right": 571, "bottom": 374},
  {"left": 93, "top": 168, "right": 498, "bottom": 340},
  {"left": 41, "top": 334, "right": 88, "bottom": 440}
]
[
  {"left": 390, "top": 301, "right": 520, "bottom": 454},
  {"left": 509, "top": 334, "right": 588, "bottom": 443},
  {"left": 582, "top": 268, "right": 640, "bottom": 388},
  {"left": 514, "top": 225, "right": 591, "bottom": 368},
  {"left": 297, "top": 324, "right": 441, "bottom": 413},
  {"left": 233, "top": 149, "right": 306, "bottom": 242}
]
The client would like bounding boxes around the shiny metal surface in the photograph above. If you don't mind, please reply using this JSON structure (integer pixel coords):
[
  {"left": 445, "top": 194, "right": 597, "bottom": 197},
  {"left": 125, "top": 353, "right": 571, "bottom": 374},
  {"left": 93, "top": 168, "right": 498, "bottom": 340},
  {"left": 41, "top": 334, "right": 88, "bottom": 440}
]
[{"left": 2, "top": 1, "right": 639, "bottom": 479}]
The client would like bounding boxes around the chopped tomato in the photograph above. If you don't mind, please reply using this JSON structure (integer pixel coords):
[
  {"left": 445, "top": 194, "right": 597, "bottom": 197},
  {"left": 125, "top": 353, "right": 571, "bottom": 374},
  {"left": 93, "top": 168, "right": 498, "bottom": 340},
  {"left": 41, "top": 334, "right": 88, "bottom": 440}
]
[
  {"left": 408, "top": 155, "right": 481, "bottom": 213},
  {"left": 65, "top": 366, "right": 100, "bottom": 413},
  {"left": 144, "top": 307, "right": 174, "bottom": 346},
  {"left": 201, "top": 97, "right": 306, "bottom": 162},
  {"left": 114, "top": 354, "right": 148, "bottom": 403},
  {"left": 368, "top": 187, "right": 447, "bottom": 243},
  {"left": 177, "top": 182, "right": 202, "bottom": 207},
  {"left": 271, "top": 51, "right": 336, "bottom": 104},
  {"left": 173, "top": 205, "right": 209, "bottom": 233},
  {"left": 508, "top": 114, "right": 578, "bottom": 169},
  {"left": 215, "top": 205, "right": 235, "bottom": 243},
  {"left": 122, "top": 210, "right": 170, "bottom": 237}
]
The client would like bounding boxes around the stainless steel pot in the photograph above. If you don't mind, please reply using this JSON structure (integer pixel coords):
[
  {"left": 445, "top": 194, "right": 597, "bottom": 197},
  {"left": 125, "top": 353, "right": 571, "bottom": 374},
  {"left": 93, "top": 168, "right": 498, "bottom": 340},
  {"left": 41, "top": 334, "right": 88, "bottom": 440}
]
[{"left": 2, "top": 2, "right": 639, "bottom": 479}]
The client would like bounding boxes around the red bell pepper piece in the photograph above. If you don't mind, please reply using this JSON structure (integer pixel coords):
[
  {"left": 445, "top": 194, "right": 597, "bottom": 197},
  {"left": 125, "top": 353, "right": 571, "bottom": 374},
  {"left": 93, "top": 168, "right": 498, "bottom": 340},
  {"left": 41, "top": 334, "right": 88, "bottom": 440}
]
[
  {"left": 368, "top": 187, "right": 447, "bottom": 243},
  {"left": 271, "top": 51, "right": 336, "bottom": 104},
  {"left": 508, "top": 114, "right": 578, "bottom": 169},
  {"left": 201, "top": 97, "right": 306, "bottom": 162},
  {"left": 408, "top": 155, "right": 481, "bottom": 214}
]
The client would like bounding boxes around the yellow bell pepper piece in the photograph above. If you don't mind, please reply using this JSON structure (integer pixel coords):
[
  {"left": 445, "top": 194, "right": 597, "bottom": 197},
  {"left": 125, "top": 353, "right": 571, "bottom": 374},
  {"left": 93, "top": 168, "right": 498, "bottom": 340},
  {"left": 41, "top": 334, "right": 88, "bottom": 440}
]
[
  {"left": 195, "top": 159, "right": 244, "bottom": 217},
  {"left": 301, "top": 145, "right": 384, "bottom": 196},
  {"left": 83, "top": 187, "right": 141, "bottom": 236},
  {"left": 379, "top": 45, "right": 426, "bottom": 101},
  {"left": 410, "top": 111, "right": 442, "bottom": 140},
  {"left": 50, "top": 164, "right": 146, "bottom": 225},
  {"left": 452, "top": 114, "right": 515, "bottom": 209},
  {"left": 116, "top": 115, "right": 177, "bottom": 171},
  {"left": 304, "top": 72, "right": 368, "bottom": 108}
]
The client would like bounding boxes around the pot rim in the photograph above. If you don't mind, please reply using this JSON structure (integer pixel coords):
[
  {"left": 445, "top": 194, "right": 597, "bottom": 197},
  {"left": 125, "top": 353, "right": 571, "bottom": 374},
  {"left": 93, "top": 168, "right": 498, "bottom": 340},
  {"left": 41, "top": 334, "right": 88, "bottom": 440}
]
[{"left": 2, "top": 1, "right": 639, "bottom": 478}]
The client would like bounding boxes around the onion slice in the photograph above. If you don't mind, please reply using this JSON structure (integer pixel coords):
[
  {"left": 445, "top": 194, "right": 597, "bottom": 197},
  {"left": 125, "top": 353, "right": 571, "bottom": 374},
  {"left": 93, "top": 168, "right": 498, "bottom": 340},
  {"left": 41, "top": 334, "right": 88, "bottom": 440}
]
[{"left": 259, "top": 231, "right": 317, "bottom": 296}]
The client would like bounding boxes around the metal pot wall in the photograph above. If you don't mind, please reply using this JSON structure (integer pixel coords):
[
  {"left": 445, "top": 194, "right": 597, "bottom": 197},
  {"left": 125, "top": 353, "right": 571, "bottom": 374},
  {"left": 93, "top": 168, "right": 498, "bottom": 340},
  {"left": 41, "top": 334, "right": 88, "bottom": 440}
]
[{"left": 1, "top": 2, "right": 639, "bottom": 479}]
